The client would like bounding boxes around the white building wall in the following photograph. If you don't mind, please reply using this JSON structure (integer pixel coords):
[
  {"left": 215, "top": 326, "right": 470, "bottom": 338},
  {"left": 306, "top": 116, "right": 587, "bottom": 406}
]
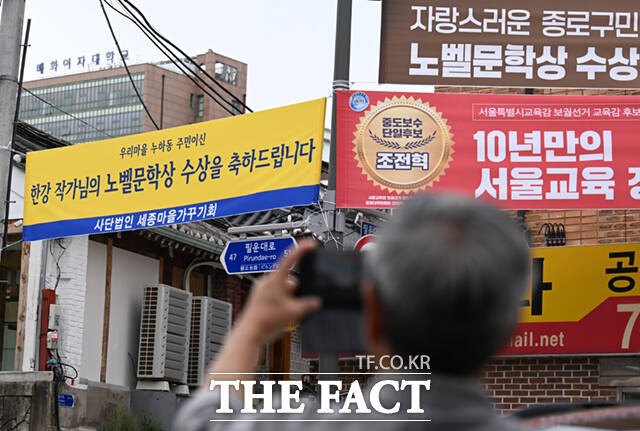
[
  {"left": 50, "top": 236, "right": 89, "bottom": 373},
  {"left": 80, "top": 240, "right": 106, "bottom": 381},
  {"left": 107, "top": 247, "right": 158, "bottom": 387},
  {"left": 21, "top": 240, "right": 42, "bottom": 371},
  {"left": 9, "top": 166, "right": 24, "bottom": 220},
  {"left": 22, "top": 236, "right": 159, "bottom": 388},
  {"left": 21, "top": 237, "right": 90, "bottom": 372}
]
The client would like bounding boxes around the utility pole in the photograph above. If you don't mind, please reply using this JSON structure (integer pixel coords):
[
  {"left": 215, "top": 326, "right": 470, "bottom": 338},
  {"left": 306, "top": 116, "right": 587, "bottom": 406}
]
[
  {"left": 0, "top": 0, "right": 26, "bottom": 260},
  {"left": 319, "top": 0, "right": 352, "bottom": 377}
]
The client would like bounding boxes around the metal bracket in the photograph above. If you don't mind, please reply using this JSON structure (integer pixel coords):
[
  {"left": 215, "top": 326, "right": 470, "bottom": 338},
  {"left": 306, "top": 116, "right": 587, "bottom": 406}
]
[
  {"left": 0, "top": 75, "right": 18, "bottom": 84},
  {"left": 227, "top": 221, "right": 308, "bottom": 235},
  {"left": 332, "top": 79, "right": 350, "bottom": 91}
]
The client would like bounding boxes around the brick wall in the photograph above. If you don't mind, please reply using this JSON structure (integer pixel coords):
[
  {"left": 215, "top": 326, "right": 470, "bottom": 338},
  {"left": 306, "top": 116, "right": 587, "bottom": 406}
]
[
  {"left": 47, "top": 236, "right": 89, "bottom": 373},
  {"left": 209, "top": 268, "right": 249, "bottom": 322},
  {"left": 482, "top": 357, "right": 617, "bottom": 413},
  {"left": 435, "top": 85, "right": 636, "bottom": 414},
  {"left": 289, "top": 328, "right": 309, "bottom": 374},
  {"left": 496, "top": 208, "right": 640, "bottom": 413},
  {"left": 520, "top": 210, "right": 640, "bottom": 247}
]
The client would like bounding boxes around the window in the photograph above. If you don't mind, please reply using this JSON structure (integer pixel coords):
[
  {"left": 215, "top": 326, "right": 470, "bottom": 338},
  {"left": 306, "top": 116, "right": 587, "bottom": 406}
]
[
  {"left": 20, "top": 74, "right": 146, "bottom": 143},
  {"left": 232, "top": 100, "right": 243, "bottom": 115},
  {"left": 197, "top": 95, "right": 204, "bottom": 117},
  {"left": 214, "top": 62, "right": 238, "bottom": 85}
]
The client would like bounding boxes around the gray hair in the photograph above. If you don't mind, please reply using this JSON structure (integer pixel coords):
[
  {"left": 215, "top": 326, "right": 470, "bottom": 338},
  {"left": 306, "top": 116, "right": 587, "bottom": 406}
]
[{"left": 365, "top": 194, "right": 530, "bottom": 374}]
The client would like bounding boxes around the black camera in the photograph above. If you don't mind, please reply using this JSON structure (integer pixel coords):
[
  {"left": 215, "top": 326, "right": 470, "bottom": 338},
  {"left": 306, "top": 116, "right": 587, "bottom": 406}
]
[{"left": 296, "top": 250, "right": 366, "bottom": 354}]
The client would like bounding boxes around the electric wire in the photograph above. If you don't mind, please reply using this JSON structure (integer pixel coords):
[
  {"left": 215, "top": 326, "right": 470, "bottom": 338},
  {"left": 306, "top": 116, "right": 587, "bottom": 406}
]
[
  {"left": 117, "top": 0, "right": 253, "bottom": 113},
  {"left": 102, "top": 0, "right": 236, "bottom": 116},
  {"left": 0, "top": 239, "right": 21, "bottom": 252},
  {"left": 49, "top": 238, "right": 68, "bottom": 291},
  {"left": 100, "top": 0, "right": 160, "bottom": 130},
  {"left": 55, "top": 351, "right": 79, "bottom": 381},
  {"left": 112, "top": 0, "right": 244, "bottom": 115},
  {"left": 22, "top": 88, "right": 114, "bottom": 139},
  {"left": 103, "top": 0, "right": 234, "bottom": 116}
]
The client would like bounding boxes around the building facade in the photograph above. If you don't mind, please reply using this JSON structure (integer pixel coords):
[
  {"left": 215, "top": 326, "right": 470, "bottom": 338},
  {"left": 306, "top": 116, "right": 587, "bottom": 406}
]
[
  {"left": 20, "top": 50, "right": 247, "bottom": 144},
  {"left": 434, "top": 85, "right": 640, "bottom": 413},
  {"left": 3, "top": 51, "right": 250, "bottom": 428}
]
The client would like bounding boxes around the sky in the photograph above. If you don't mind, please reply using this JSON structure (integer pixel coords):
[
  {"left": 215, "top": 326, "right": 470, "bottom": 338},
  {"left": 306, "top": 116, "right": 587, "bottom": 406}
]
[{"left": 18, "top": 0, "right": 398, "bottom": 112}]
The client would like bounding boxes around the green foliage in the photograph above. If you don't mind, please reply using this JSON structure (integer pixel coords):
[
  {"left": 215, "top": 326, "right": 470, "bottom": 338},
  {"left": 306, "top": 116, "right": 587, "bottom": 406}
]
[{"left": 97, "top": 407, "right": 164, "bottom": 431}]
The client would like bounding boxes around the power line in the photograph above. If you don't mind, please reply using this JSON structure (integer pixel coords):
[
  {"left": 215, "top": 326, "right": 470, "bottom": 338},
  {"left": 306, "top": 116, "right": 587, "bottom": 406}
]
[
  {"left": 99, "top": 0, "right": 160, "bottom": 130},
  {"left": 113, "top": 0, "right": 246, "bottom": 115},
  {"left": 102, "top": 0, "right": 236, "bottom": 117},
  {"left": 117, "top": 0, "right": 253, "bottom": 113},
  {"left": 22, "top": 88, "right": 114, "bottom": 139}
]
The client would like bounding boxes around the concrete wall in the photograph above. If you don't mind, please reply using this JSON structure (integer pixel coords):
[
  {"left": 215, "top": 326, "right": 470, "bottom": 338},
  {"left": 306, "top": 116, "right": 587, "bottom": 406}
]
[
  {"left": 59, "top": 380, "right": 130, "bottom": 429},
  {"left": 0, "top": 371, "right": 55, "bottom": 430},
  {"left": 22, "top": 238, "right": 159, "bottom": 391},
  {"left": 106, "top": 247, "right": 158, "bottom": 387},
  {"left": 81, "top": 240, "right": 107, "bottom": 381},
  {"left": 52, "top": 237, "right": 89, "bottom": 376},
  {"left": 80, "top": 241, "right": 159, "bottom": 388},
  {"left": 9, "top": 165, "right": 24, "bottom": 220},
  {"left": 20, "top": 240, "right": 42, "bottom": 371},
  {"left": 19, "top": 237, "right": 89, "bottom": 372}
]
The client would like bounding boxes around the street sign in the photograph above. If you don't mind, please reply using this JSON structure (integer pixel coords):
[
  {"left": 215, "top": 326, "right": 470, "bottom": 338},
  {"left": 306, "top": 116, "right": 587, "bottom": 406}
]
[
  {"left": 220, "top": 236, "right": 296, "bottom": 275},
  {"left": 58, "top": 393, "right": 74, "bottom": 407},
  {"left": 354, "top": 234, "right": 376, "bottom": 252},
  {"left": 498, "top": 242, "right": 640, "bottom": 356},
  {"left": 24, "top": 98, "right": 326, "bottom": 241},
  {"left": 379, "top": 0, "right": 640, "bottom": 89},
  {"left": 336, "top": 90, "right": 640, "bottom": 209},
  {"left": 361, "top": 221, "right": 378, "bottom": 237}
]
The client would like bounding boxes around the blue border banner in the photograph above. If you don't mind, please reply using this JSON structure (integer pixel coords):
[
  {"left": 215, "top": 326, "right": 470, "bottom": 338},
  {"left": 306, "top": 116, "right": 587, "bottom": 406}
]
[{"left": 23, "top": 185, "right": 319, "bottom": 242}]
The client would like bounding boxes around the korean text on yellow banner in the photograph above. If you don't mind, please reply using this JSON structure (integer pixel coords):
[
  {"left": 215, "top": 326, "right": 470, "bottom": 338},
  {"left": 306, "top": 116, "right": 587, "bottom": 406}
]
[
  {"left": 499, "top": 242, "right": 640, "bottom": 355},
  {"left": 23, "top": 98, "right": 326, "bottom": 241}
]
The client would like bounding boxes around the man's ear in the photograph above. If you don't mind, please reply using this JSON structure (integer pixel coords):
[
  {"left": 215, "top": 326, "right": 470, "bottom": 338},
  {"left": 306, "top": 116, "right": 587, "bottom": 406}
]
[{"left": 361, "top": 281, "right": 386, "bottom": 350}]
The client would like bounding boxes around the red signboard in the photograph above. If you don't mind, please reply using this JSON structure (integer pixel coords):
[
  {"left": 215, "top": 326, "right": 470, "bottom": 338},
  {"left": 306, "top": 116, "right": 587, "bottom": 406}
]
[
  {"left": 500, "top": 243, "right": 640, "bottom": 356},
  {"left": 379, "top": 0, "right": 640, "bottom": 89},
  {"left": 336, "top": 90, "right": 640, "bottom": 209},
  {"left": 502, "top": 296, "right": 640, "bottom": 355}
]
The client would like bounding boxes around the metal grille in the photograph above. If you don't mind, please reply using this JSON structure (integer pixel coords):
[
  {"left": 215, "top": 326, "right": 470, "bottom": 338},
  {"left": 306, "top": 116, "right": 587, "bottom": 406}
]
[
  {"left": 188, "top": 298, "right": 203, "bottom": 385},
  {"left": 137, "top": 284, "right": 192, "bottom": 383},
  {"left": 187, "top": 297, "right": 232, "bottom": 386},
  {"left": 137, "top": 286, "right": 158, "bottom": 376}
]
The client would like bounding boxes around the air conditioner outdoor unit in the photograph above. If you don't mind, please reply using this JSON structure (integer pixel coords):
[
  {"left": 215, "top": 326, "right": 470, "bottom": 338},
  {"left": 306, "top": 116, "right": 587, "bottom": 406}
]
[
  {"left": 187, "top": 296, "right": 232, "bottom": 386},
  {"left": 137, "top": 284, "right": 192, "bottom": 384}
]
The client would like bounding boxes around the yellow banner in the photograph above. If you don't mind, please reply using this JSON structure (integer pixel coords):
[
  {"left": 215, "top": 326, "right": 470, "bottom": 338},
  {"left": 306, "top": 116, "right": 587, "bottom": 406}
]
[
  {"left": 23, "top": 98, "right": 326, "bottom": 241},
  {"left": 520, "top": 243, "right": 640, "bottom": 323}
]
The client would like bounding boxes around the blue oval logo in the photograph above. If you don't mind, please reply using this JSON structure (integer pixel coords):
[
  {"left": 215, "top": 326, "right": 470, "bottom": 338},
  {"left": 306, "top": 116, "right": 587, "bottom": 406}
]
[{"left": 349, "top": 92, "right": 369, "bottom": 112}]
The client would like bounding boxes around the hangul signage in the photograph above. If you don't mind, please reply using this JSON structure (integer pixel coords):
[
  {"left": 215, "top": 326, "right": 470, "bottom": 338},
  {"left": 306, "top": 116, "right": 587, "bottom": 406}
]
[
  {"left": 336, "top": 90, "right": 640, "bottom": 209},
  {"left": 220, "top": 236, "right": 296, "bottom": 275},
  {"left": 36, "top": 49, "right": 130, "bottom": 78},
  {"left": 58, "top": 394, "right": 74, "bottom": 407},
  {"left": 379, "top": 0, "right": 640, "bottom": 89},
  {"left": 500, "top": 243, "right": 640, "bottom": 355},
  {"left": 23, "top": 99, "right": 326, "bottom": 241},
  {"left": 361, "top": 221, "right": 378, "bottom": 236}
]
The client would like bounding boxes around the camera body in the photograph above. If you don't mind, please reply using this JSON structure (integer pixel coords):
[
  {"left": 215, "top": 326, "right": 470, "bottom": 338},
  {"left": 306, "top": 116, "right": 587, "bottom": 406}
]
[
  {"left": 298, "top": 250, "right": 363, "bottom": 309},
  {"left": 296, "top": 250, "right": 365, "bottom": 354}
]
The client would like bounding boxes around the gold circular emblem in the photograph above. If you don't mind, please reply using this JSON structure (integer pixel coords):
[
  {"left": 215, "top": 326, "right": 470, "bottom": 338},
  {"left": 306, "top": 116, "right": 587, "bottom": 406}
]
[{"left": 353, "top": 96, "right": 454, "bottom": 193}]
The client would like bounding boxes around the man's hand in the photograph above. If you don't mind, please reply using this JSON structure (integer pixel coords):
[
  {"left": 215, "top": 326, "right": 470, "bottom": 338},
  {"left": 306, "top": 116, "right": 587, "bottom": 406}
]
[
  {"left": 205, "top": 239, "right": 321, "bottom": 386},
  {"left": 235, "top": 239, "right": 322, "bottom": 345}
]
